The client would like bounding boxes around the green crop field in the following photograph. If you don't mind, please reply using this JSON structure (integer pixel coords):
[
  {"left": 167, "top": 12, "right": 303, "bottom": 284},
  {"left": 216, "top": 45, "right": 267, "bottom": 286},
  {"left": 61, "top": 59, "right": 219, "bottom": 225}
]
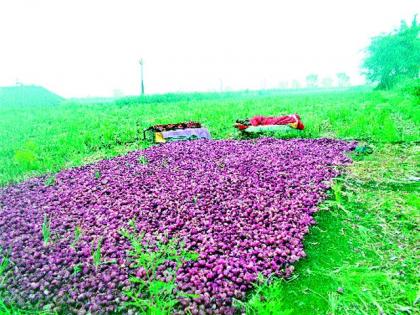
[
  {"left": 0, "top": 86, "right": 419, "bottom": 314},
  {"left": 1, "top": 87, "right": 418, "bottom": 186}
]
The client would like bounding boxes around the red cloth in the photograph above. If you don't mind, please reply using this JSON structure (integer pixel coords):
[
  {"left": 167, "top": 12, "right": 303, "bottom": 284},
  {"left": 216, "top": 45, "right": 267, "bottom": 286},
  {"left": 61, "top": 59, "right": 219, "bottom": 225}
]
[
  {"left": 236, "top": 124, "right": 248, "bottom": 131},
  {"left": 250, "top": 114, "right": 304, "bottom": 130}
]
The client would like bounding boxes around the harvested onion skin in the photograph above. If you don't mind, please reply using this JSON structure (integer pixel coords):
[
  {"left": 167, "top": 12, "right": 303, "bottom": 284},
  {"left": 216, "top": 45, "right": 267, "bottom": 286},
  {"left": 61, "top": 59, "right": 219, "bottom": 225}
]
[{"left": 0, "top": 138, "right": 355, "bottom": 314}]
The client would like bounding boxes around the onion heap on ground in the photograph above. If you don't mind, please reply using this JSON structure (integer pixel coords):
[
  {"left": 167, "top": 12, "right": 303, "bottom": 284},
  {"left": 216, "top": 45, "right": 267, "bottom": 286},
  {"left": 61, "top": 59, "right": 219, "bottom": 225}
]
[{"left": 0, "top": 138, "right": 355, "bottom": 314}]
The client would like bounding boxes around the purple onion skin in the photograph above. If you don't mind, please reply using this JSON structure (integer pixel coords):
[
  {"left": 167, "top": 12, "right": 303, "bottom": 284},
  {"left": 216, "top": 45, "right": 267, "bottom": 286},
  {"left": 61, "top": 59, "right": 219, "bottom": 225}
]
[{"left": 0, "top": 138, "right": 355, "bottom": 313}]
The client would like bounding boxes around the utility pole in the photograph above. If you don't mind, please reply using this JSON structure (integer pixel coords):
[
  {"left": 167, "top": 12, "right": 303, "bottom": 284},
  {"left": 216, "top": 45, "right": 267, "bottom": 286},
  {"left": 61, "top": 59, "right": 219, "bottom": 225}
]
[{"left": 139, "top": 58, "right": 144, "bottom": 95}]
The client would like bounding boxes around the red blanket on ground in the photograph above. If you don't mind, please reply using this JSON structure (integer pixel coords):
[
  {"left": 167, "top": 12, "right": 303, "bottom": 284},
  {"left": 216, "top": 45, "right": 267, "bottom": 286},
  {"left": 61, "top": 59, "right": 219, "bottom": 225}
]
[
  {"left": 250, "top": 114, "right": 304, "bottom": 130},
  {"left": 235, "top": 114, "right": 304, "bottom": 131},
  {"left": 235, "top": 114, "right": 304, "bottom": 130}
]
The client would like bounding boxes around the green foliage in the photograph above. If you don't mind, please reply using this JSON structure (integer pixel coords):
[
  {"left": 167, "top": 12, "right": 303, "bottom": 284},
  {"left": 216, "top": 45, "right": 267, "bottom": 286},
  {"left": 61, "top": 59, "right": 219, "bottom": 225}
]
[
  {"left": 44, "top": 175, "right": 56, "bottom": 187},
  {"left": 119, "top": 221, "right": 199, "bottom": 314},
  {"left": 138, "top": 155, "right": 148, "bottom": 165},
  {"left": 0, "top": 256, "right": 9, "bottom": 280},
  {"left": 0, "top": 248, "right": 10, "bottom": 286},
  {"left": 13, "top": 141, "right": 38, "bottom": 171},
  {"left": 395, "top": 77, "right": 420, "bottom": 97},
  {"left": 115, "top": 90, "right": 265, "bottom": 106},
  {"left": 72, "top": 263, "right": 82, "bottom": 276},
  {"left": 233, "top": 274, "right": 292, "bottom": 314},
  {"left": 71, "top": 226, "right": 82, "bottom": 248},
  {"left": 363, "top": 16, "right": 420, "bottom": 89},
  {"left": 92, "top": 238, "right": 102, "bottom": 268},
  {"left": 331, "top": 180, "right": 344, "bottom": 204},
  {"left": 14, "top": 149, "right": 37, "bottom": 170},
  {"left": 0, "top": 298, "right": 57, "bottom": 315},
  {"left": 94, "top": 170, "right": 101, "bottom": 179},
  {"left": 42, "top": 214, "right": 51, "bottom": 246}
]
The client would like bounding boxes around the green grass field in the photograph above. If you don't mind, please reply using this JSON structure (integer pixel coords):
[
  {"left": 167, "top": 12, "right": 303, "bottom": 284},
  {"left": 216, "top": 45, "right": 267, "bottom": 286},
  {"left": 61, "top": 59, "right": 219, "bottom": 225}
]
[
  {"left": 0, "top": 86, "right": 419, "bottom": 314},
  {"left": 1, "top": 88, "right": 418, "bottom": 186}
]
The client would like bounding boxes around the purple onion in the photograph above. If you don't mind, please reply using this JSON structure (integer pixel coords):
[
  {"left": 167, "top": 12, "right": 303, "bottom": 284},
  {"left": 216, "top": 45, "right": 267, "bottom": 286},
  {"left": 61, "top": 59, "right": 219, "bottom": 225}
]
[{"left": 0, "top": 138, "right": 355, "bottom": 313}]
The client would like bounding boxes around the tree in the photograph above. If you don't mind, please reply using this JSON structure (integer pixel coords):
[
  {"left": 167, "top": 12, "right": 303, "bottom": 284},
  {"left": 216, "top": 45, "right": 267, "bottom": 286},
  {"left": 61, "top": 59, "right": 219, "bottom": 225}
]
[
  {"left": 336, "top": 72, "right": 350, "bottom": 87},
  {"left": 362, "top": 15, "right": 420, "bottom": 89},
  {"left": 306, "top": 74, "right": 318, "bottom": 87}
]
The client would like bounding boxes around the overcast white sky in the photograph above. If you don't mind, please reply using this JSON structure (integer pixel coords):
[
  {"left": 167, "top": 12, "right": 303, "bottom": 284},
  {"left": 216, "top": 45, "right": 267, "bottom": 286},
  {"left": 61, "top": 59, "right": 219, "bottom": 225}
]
[{"left": 0, "top": 0, "right": 418, "bottom": 97}]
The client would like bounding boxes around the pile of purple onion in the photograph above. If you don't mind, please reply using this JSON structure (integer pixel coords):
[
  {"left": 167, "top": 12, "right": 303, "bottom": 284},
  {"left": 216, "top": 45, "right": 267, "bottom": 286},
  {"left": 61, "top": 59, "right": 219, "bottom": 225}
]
[{"left": 0, "top": 138, "right": 355, "bottom": 314}]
